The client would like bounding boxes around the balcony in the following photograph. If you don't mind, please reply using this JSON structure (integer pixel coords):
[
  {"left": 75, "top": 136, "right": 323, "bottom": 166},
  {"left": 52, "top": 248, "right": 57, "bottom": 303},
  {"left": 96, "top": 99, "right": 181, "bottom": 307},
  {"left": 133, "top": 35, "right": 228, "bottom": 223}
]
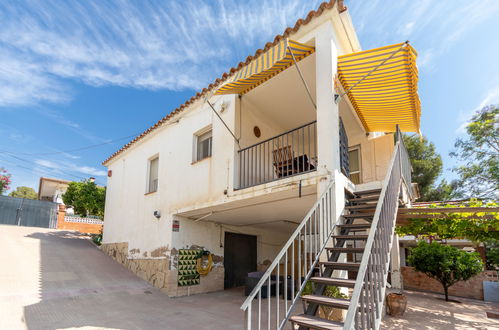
[{"left": 236, "top": 121, "right": 317, "bottom": 189}]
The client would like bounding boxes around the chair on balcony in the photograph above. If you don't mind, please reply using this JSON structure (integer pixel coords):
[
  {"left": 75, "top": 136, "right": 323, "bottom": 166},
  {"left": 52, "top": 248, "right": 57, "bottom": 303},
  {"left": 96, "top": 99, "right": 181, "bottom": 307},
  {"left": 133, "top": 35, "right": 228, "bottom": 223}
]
[{"left": 272, "top": 146, "right": 295, "bottom": 178}]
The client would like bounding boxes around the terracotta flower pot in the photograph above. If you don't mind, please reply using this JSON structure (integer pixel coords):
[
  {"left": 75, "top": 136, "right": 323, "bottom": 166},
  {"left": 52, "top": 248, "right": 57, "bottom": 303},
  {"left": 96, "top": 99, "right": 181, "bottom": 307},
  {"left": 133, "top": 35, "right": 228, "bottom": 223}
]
[{"left": 386, "top": 293, "right": 407, "bottom": 316}]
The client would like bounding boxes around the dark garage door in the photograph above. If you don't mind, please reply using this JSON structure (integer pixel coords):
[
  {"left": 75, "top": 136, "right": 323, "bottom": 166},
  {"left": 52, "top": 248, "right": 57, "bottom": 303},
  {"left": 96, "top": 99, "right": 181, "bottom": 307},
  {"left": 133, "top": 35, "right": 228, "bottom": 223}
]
[{"left": 224, "top": 232, "right": 257, "bottom": 289}]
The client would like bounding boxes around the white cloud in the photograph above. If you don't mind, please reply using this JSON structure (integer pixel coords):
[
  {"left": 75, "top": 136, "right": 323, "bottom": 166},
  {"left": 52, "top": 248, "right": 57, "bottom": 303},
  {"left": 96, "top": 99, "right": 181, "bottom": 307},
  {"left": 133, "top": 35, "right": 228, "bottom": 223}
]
[
  {"left": 0, "top": 0, "right": 324, "bottom": 107},
  {"left": 349, "top": 0, "right": 499, "bottom": 68},
  {"left": 478, "top": 85, "right": 499, "bottom": 109},
  {"left": 35, "top": 158, "right": 106, "bottom": 177},
  {"left": 455, "top": 84, "right": 499, "bottom": 133}
]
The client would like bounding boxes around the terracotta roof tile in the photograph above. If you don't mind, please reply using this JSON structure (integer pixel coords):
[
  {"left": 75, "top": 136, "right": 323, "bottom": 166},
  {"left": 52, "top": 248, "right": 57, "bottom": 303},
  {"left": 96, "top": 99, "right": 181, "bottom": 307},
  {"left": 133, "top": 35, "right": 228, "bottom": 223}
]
[{"left": 103, "top": 0, "right": 346, "bottom": 165}]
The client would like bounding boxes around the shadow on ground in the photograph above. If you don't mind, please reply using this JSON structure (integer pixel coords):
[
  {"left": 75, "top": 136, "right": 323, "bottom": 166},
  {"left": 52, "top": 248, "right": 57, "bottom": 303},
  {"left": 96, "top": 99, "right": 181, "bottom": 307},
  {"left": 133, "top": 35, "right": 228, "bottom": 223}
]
[{"left": 21, "top": 229, "right": 245, "bottom": 330}]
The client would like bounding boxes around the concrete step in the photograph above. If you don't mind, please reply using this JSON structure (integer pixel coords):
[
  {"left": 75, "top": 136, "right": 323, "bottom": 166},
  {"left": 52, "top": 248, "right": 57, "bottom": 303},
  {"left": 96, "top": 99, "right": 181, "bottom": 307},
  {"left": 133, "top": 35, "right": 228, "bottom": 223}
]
[
  {"left": 319, "top": 261, "right": 361, "bottom": 270},
  {"left": 301, "top": 294, "right": 350, "bottom": 309},
  {"left": 310, "top": 276, "right": 356, "bottom": 288},
  {"left": 289, "top": 314, "right": 343, "bottom": 330}
]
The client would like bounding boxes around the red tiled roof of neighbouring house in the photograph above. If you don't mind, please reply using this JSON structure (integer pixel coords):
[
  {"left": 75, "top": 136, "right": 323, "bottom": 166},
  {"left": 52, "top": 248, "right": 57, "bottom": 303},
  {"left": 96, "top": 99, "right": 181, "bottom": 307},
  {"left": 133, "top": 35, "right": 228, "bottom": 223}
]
[{"left": 102, "top": 0, "right": 346, "bottom": 165}]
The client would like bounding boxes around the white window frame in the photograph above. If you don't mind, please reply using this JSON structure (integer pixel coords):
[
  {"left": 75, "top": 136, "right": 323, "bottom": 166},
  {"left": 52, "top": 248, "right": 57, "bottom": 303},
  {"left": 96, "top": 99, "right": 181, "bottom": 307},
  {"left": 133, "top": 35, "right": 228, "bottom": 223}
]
[
  {"left": 193, "top": 126, "right": 213, "bottom": 163},
  {"left": 146, "top": 155, "right": 159, "bottom": 194},
  {"left": 348, "top": 145, "right": 362, "bottom": 184}
]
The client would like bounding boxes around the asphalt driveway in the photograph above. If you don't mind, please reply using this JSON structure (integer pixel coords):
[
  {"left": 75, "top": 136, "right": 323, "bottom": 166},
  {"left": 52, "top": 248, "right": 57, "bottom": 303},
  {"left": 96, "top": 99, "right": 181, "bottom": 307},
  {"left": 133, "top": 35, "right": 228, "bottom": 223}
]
[
  {"left": 1, "top": 225, "right": 497, "bottom": 330},
  {"left": 0, "top": 225, "right": 246, "bottom": 330}
]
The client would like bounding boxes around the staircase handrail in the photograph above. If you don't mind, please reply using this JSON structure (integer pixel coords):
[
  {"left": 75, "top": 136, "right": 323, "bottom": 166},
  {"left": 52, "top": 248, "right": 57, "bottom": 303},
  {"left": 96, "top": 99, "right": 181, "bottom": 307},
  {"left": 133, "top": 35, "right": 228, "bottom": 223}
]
[
  {"left": 241, "top": 179, "right": 338, "bottom": 329},
  {"left": 343, "top": 135, "right": 411, "bottom": 329}
]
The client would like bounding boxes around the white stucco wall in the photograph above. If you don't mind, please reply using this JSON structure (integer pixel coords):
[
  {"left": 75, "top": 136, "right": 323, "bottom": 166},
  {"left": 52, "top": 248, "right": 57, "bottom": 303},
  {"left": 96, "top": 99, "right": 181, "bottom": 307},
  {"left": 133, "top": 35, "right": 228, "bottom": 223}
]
[
  {"left": 103, "top": 94, "right": 238, "bottom": 255},
  {"left": 102, "top": 7, "right": 391, "bottom": 263}
]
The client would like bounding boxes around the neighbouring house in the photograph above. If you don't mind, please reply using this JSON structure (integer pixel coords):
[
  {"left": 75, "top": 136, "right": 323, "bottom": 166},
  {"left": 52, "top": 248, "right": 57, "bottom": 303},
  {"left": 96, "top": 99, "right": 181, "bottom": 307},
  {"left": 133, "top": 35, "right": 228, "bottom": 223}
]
[
  {"left": 38, "top": 177, "right": 71, "bottom": 203},
  {"left": 102, "top": 1, "right": 421, "bottom": 328},
  {"left": 37, "top": 176, "right": 104, "bottom": 234}
]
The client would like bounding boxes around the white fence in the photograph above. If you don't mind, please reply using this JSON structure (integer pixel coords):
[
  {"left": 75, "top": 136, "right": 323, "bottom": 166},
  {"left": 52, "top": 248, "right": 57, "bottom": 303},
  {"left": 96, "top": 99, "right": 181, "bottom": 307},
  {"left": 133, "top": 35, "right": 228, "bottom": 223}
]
[{"left": 64, "top": 216, "right": 104, "bottom": 225}]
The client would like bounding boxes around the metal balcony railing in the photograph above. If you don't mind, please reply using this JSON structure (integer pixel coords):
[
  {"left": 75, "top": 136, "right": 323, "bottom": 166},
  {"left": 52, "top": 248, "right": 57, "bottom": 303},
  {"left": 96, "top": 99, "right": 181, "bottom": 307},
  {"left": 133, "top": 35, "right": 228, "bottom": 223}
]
[{"left": 237, "top": 121, "right": 317, "bottom": 189}]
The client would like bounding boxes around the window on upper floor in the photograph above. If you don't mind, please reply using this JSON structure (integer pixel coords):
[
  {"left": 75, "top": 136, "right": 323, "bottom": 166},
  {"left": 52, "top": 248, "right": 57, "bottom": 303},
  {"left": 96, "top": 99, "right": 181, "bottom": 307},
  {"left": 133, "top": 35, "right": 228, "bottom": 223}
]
[
  {"left": 194, "top": 129, "right": 212, "bottom": 162},
  {"left": 348, "top": 146, "right": 361, "bottom": 184},
  {"left": 147, "top": 156, "right": 159, "bottom": 193}
]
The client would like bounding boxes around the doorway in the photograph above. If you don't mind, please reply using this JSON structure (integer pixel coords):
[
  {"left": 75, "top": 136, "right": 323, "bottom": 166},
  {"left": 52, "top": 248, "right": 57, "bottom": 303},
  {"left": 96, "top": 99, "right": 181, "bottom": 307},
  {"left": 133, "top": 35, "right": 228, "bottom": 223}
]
[{"left": 224, "top": 232, "right": 257, "bottom": 289}]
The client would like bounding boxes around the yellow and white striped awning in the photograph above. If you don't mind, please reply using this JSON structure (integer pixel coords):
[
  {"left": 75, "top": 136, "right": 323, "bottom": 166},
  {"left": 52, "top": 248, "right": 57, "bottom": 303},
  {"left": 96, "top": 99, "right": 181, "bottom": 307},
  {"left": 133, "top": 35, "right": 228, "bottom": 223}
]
[
  {"left": 337, "top": 42, "right": 421, "bottom": 133},
  {"left": 215, "top": 39, "right": 315, "bottom": 95}
]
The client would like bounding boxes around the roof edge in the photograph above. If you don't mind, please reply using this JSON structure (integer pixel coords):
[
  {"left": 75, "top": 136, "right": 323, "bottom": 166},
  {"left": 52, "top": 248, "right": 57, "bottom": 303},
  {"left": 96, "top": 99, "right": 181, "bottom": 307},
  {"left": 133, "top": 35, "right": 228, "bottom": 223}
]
[{"left": 102, "top": 0, "right": 345, "bottom": 166}]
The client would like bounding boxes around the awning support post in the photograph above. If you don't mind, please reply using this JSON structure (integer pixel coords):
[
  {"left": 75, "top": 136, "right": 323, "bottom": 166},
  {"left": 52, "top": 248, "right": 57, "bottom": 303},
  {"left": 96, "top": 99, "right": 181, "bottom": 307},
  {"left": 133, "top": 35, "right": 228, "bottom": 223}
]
[
  {"left": 205, "top": 98, "right": 241, "bottom": 149},
  {"left": 287, "top": 42, "right": 317, "bottom": 111}
]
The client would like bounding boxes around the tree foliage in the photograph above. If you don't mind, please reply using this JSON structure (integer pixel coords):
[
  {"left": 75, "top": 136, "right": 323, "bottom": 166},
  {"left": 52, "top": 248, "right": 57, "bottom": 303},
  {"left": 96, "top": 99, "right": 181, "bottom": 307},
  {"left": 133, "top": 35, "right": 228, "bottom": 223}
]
[
  {"left": 403, "top": 135, "right": 456, "bottom": 201},
  {"left": 9, "top": 186, "right": 38, "bottom": 199},
  {"left": 62, "top": 180, "right": 106, "bottom": 217},
  {"left": 408, "top": 241, "right": 483, "bottom": 301},
  {"left": 0, "top": 167, "right": 11, "bottom": 195},
  {"left": 451, "top": 104, "right": 498, "bottom": 199},
  {"left": 396, "top": 200, "right": 499, "bottom": 243}
]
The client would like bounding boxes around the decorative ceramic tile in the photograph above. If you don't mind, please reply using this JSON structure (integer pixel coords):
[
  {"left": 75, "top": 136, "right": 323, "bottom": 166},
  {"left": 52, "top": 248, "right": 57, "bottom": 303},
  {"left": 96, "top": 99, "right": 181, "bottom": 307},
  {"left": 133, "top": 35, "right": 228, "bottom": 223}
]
[{"left": 177, "top": 249, "right": 200, "bottom": 286}]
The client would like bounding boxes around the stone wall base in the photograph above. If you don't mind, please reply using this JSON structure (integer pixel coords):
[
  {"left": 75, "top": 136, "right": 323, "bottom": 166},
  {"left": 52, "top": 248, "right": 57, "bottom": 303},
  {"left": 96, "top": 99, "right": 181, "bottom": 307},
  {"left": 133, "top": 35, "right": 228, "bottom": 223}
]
[{"left": 101, "top": 242, "right": 224, "bottom": 297}]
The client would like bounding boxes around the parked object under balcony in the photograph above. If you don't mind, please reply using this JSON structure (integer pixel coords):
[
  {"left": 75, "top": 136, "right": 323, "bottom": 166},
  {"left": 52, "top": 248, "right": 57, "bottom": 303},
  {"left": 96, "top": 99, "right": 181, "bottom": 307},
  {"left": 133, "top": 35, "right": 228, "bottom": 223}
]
[
  {"left": 386, "top": 292, "right": 407, "bottom": 316},
  {"left": 245, "top": 271, "right": 276, "bottom": 298}
]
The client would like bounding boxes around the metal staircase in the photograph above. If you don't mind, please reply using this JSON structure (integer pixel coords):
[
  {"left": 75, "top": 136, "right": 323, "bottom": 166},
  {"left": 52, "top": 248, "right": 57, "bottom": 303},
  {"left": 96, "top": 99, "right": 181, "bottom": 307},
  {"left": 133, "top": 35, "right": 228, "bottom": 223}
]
[{"left": 240, "top": 128, "right": 412, "bottom": 330}]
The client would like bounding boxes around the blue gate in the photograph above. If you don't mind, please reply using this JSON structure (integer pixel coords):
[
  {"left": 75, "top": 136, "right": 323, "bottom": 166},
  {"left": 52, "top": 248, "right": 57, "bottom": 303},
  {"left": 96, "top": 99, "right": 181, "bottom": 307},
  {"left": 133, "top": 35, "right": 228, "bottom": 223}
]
[{"left": 0, "top": 195, "right": 58, "bottom": 228}]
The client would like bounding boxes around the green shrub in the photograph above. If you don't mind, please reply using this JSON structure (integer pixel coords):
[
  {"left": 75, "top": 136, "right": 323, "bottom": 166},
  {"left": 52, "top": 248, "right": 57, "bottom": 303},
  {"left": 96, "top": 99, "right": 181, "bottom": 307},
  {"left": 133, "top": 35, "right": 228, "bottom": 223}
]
[{"left": 408, "top": 241, "right": 483, "bottom": 301}]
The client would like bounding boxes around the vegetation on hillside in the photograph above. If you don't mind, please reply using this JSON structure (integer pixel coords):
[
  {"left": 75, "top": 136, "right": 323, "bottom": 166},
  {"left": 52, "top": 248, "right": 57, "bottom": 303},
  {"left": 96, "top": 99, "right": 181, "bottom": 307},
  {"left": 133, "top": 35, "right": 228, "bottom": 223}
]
[
  {"left": 451, "top": 104, "right": 498, "bottom": 199},
  {"left": 9, "top": 186, "right": 38, "bottom": 199}
]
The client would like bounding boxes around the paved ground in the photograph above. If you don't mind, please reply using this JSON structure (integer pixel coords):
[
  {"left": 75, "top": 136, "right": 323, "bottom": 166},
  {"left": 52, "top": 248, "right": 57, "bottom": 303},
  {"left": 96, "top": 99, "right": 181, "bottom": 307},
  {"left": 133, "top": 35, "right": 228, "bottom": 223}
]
[
  {"left": 0, "top": 225, "right": 249, "bottom": 330},
  {"left": 382, "top": 290, "right": 499, "bottom": 330},
  {"left": 1, "top": 225, "right": 498, "bottom": 330}
]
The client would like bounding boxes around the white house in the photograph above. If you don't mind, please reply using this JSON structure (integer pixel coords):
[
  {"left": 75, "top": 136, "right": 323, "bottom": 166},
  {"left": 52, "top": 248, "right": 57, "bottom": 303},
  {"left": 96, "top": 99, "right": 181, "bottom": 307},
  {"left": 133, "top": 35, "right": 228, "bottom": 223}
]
[
  {"left": 38, "top": 177, "right": 71, "bottom": 203},
  {"left": 102, "top": 1, "right": 420, "bottom": 328}
]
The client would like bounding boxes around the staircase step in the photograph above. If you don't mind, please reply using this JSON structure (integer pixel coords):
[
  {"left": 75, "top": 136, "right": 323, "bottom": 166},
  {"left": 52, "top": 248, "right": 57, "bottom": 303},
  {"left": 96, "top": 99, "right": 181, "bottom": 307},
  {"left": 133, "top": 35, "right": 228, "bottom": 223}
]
[
  {"left": 289, "top": 314, "right": 343, "bottom": 330},
  {"left": 327, "top": 247, "right": 365, "bottom": 253},
  {"left": 355, "top": 188, "right": 381, "bottom": 195},
  {"left": 333, "top": 235, "right": 368, "bottom": 240},
  {"left": 337, "top": 223, "right": 371, "bottom": 230},
  {"left": 345, "top": 204, "right": 377, "bottom": 210},
  {"left": 343, "top": 213, "right": 374, "bottom": 219},
  {"left": 310, "top": 276, "right": 356, "bottom": 288},
  {"left": 319, "top": 261, "right": 361, "bottom": 270},
  {"left": 350, "top": 195, "right": 380, "bottom": 202},
  {"left": 302, "top": 294, "right": 350, "bottom": 309}
]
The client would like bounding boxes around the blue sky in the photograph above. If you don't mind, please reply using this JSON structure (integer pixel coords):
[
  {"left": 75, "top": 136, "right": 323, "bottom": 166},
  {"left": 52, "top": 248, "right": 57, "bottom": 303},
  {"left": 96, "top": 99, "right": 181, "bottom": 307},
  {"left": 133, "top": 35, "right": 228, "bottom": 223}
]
[{"left": 1, "top": 0, "right": 499, "bottom": 192}]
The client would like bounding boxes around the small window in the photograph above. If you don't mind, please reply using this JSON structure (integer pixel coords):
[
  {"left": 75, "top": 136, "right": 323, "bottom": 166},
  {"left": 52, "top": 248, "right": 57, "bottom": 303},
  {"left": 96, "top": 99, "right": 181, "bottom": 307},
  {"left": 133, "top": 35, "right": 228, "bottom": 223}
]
[
  {"left": 196, "top": 130, "right": 212, "bottom": 161},
  {"left": 147, "top": 157, "right": 159, "bottom": 193},
  {"left": 348, "top": 147, "right": 361, "bottom": 184}
]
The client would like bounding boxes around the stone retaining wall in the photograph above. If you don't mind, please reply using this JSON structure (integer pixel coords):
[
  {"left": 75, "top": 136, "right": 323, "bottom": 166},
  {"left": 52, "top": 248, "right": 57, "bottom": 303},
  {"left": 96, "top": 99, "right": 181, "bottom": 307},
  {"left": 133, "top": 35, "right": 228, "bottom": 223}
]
[
  {"left": 101, "top": 242, "right": 224, "bottom": 297},
  {"left": 402, "top": 266, "right": 498, "bottom": 300}
]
